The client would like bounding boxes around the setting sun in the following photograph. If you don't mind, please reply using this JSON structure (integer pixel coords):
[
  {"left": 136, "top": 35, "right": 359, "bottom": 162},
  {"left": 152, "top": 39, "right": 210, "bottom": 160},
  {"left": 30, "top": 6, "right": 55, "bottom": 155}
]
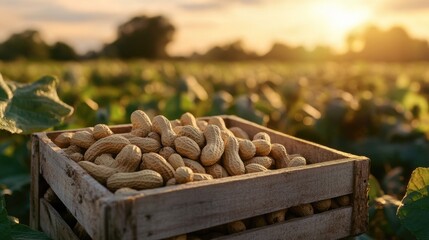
[{"left": 314, "top": 3, "right": 370, "bottom": 33}]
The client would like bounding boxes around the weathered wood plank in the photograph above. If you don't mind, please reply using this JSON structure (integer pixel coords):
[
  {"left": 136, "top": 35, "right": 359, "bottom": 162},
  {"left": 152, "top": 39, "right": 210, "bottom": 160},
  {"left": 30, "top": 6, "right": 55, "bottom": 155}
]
[
  {"left": 215, "top": 207, "right": 352, "bottom": 240},
  {"left": 40, "top": 199, "right": 80, "bottom": 240},
  {"left": 351, "top": 159, "right": 370, "bottom": 235},
  {"left": 30, "top": 134, "right": 41, "bottom": 230},
  {"left": 223, "top": 115, "right": 367, "bottom": 164},
  {"left": 37, "top": 132, "right": 113, "bottom": 239},
  {"left": 125, "top": 159, "right": 354, "bottom": 239}
]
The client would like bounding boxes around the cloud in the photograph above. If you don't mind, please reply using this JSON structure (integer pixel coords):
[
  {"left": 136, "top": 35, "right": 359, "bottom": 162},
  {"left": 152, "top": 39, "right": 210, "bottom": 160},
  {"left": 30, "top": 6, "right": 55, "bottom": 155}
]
[{"left": 23, "top": 4, "right": 115, "bottom": 23}]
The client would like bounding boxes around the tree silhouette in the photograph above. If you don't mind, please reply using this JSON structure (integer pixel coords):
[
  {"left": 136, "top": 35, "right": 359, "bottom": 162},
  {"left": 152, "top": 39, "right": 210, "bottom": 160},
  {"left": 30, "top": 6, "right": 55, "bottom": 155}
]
[
  {"left": 0, "top": 30, "right": 50, "bottom": 61},
  {"left": 103, "top": 15, "right": 175, "bottom": 59},
  {"left": 50, "top": 41, "right": 78, "bottom": 61},
  {"left": 347, "top": 25, "right": 429, "bottom": 62},
  {"left": 202, "top": 40, "right": 258, "bottom": 61}
]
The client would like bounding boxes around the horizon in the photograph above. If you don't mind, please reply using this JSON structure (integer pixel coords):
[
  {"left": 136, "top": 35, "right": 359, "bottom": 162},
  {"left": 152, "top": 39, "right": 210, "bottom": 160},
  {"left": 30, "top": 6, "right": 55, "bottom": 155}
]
[{"left": 1, "top": 0, "right": 429, "bottom": 56}]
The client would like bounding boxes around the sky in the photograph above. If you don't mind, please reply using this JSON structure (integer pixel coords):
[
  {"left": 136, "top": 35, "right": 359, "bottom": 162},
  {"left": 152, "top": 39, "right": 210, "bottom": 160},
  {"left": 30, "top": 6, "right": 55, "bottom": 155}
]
[{"left": 1, "top": 0, "right": 429, "bottom": 56}]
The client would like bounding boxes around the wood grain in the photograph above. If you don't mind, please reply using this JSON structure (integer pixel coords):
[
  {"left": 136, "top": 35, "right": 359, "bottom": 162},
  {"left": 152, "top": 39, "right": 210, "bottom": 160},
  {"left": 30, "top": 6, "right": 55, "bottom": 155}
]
[
  {"left": 215, "top": 207, "right": 352, "bottom": 240},
  {"left": 40, "top": 199, "right": 80, "bottom": 240},
  {"left": 122, "top": 160, "right": 355, "bottom": 239},
  {"left": 351, "top": 159, "right": 370, "bottom": 235},
  {"left": 30, "top": 134, "right": 41, "bottom": 230},
  {"left": 37, "top": 132, "right": 113, "bottom": 239}
]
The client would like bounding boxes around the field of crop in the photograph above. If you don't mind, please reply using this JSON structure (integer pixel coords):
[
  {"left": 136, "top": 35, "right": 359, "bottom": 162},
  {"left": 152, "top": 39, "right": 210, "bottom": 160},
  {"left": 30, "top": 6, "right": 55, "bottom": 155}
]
[{"left": 1, "top": 60, "right": 429, "bottom": 239}]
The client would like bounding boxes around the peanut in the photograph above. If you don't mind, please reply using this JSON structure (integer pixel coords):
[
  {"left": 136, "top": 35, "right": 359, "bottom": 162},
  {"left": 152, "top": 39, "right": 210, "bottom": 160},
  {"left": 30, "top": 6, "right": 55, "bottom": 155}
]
[
  {"left": 159, "top": 146, "right": 176, "bottom": 160},
  {"left": 238, "top": 139, "right": 256, "bottom": 160},
  {"left": 200, "top": 125, "right": 224, "bottom": 166},
  {"left": 175, "top": 166, "right": 194, "bottom": 184},
  {"left": 183, "top": 158, "right": 206, "bottom": 173},
  {"left": 147, "top": 131, "right": 161, "bottom": 143},
  {"left": 222, "top": 136, "right": 245, "bottom": 176},
  {"left": 174, "top": 136, "right": 201, "bottom": 160},
  {"left": 252, "top": 139, "right": 271, "bottom": 156},
  {"left": 335, "top": 195, "right": 350, "bottom": 206},
  {"left": 178, "top": 125, "right": 205, "bottom": 148},
  {"left": 93, "top": 124, "right": 113, "bottom": 140},
  {"left": 290, "top": 204, "right": 314, "bottom": 217},
  {"left": 312, "top": 199, "right": 331, "bottom": 212},
  {"left": 192, "top": 173, "right": 214, "bottom": 181},
  {"left": 220, "top": 129, "right": 235, "bottom": 143},
  {"left": 130, "top": 128, "right": 147, "bottom": 137},
  {"left": 152, "top": 115, "right": 177, "bottom": 147},
  {"left": 114, "top": 187, "right": 139, "bottom": 196},
  {"left": 173, "top": 126, "right": 183, "bottom": 134},
  {"left": 167, "top": 153, "right": 185, "bottom": 170},
  {"left": 107, "top": 170, "right": 163, "bottom": 191},
  {"left": 141, "top": 153, "right": 175, "bottom": 182},
  {"left": 245, "top": 163, "right": 268, "bottom": 173},
  {"left": 253, "top": 132, "right": 271, "bottom": 142},
  {"left": 265, "top": 209, "right": 286, "bottom": 224},
  {"left": 71, "top": 131, "right": 96, "bottom": 149},
  {"left": 166, "top": 178, "right": 177, "bottom": 186},
  {"left": 170, "top": 119, "right": 182, "bottom": 128},
  {"left": 288, "top": 156, "right": 306, "bottom": 167},
  {"left": 113, "top": 144, "right": 142, "bottom": 172},
  {"left": 130, "top": 110, "right": 152, "bottom": 137},
  {"left": 205, "top": 163, "right": 229, "bottom": 178},
  {"left": 288, "top": 154, "right": 302, "bottom": 159},
  {"left": 227, "top": 220, "right": 246, "bottom": 234},
  {"left": 229, "top": 127, "right": 249, "bottom": 140},
  {"left": 208, "top": 116, "right": 227, "bottom": 130},
  {"left": 129, "top": 137, "right": 161, "bottom": 153},
  {"left": 78, "top": 161, "right": 118, "bottom": 184},
  {"left": 94, "top": 154, "right": 116, "bottom": 167},
  {"left": 69, "top": 152, "right": 84, "bottom": 162},
  {"left": 63, "top": 145, "right": 82, "bottom": 155},
  {"left": 196, "top": 120, "right": 208, "bottom": 131},
  {"left": 270, "top": 143, "right": 289, "bottom": 169},
  {"left": 250, "top": 215, "right": 267, "bottom": 228},
  {"left": 84, "top": 135, "right": 130, "bottom": 162},
  {"left": 54, "top": 132, "right": 74, "bottom": 148},
  {"left": 117, "top": 133, "right": 137, "bottom": 139},
  {"left": 43, "top": 188, "right": 60, "bottom": 206},
  {"left": 180, "top": 112, "right": 198, "bottom": 128},
  {"left": 244, "top": 156, "right": 274, "bottom": 169}
]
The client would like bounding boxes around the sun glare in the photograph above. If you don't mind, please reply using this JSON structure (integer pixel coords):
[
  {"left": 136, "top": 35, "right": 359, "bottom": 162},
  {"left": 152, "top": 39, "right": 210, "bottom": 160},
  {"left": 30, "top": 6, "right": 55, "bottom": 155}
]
[{"left": 315, "top": 3, "right": 369, "bottom": 34}]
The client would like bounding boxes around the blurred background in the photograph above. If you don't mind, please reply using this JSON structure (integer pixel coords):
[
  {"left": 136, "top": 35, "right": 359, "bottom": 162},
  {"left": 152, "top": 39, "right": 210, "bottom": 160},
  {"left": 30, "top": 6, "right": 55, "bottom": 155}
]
[{"left": 1, "top": 0, "right": 429, "bottom": 239}]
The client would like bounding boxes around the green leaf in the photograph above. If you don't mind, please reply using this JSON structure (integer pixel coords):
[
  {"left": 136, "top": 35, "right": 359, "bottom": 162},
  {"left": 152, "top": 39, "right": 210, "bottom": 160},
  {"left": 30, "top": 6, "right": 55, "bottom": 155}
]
[
  {"left": 0, "top": 74, "right": 12, "bottom": 101},
  {"left": 0, "top": 74, "right": 73, "bottom": 134},
  {"left": 0, "top": 174, "right": 30, "bottom": 192},
  {"left": 10, "top": 223, "right": 51, "bottom": 240},
  {"left": 397, "top": 167, "right": 429, "bottom": 239},
  {"left": 0, "top": 194, "right": 13, "bottom": 240},
  {"left": 0, "top": 193, "right": 50, "bottom": 240}
]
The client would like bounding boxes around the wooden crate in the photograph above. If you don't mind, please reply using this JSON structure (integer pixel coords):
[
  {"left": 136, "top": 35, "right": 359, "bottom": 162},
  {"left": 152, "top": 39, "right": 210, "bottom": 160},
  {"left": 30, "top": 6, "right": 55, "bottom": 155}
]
[{"left": 30, "top": 115, "right": 369, "bottom": 240}]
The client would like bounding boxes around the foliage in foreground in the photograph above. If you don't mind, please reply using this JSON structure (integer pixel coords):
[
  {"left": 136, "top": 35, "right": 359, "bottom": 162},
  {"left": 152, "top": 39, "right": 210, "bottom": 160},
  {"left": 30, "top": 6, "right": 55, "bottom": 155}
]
[{"left": 0, "top": 191, "right": 50, "bottom": 240}]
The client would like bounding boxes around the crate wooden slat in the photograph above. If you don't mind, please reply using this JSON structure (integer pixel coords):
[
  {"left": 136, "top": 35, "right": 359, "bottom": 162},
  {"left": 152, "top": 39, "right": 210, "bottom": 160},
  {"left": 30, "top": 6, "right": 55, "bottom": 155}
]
[
  {"left": 36, "top": 131, "right": 113, "bottom": 238},
  {"left": 39, "top": 199, "right": 80, "bottom": 240},
  {"left": 31, "top": 115, "right": 369, "bottom": 240},
  {"left": 214, "top": 207, "right": 353, "bottom": 240}
]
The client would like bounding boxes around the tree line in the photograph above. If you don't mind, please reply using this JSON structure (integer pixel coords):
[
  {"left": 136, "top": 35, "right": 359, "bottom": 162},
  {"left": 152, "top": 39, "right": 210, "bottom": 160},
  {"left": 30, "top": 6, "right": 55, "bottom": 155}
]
[{"left": 1, "top": 15, "right": 428, "bottom": 62}]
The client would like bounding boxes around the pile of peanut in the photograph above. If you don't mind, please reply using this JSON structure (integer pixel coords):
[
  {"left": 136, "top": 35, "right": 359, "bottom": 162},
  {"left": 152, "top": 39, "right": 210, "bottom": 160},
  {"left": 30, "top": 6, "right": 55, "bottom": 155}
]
[{"left": 54, "top": 111, "right": 307, "bottom": 192}]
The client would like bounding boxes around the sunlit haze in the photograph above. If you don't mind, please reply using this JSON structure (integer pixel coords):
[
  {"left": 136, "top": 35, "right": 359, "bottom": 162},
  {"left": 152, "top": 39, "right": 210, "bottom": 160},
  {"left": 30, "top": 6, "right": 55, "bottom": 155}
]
[{"left": 1, "top": 0, "right": 429, "bottom": 55}]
